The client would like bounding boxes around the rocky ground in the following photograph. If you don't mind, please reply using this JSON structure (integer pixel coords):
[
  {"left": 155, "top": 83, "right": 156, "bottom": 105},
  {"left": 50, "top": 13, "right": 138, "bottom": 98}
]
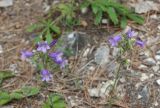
[{"left": 0, "top": 0, "right": 160, "bottom": 108}]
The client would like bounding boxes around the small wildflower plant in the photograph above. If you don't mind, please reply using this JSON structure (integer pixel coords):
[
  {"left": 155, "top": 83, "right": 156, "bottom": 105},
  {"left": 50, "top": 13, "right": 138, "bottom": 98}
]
[
  {"left": 20, "top": 40, "right": 68, "bottom": 82},
  {"left": 108, "top": 29, "right": 145, "bottom": 94},
  {"left": 109, "top": 29, "right": 145, "bottom": 55}
]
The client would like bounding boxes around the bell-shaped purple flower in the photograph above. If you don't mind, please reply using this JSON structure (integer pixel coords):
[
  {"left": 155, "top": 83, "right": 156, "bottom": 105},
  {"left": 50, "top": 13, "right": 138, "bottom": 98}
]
[
  {"left": 41, "top": 69, "right": 52, "bottom": 82},
  {"left": 60, "top": 59, "right": 68, "bottom": 69},
  {"left": 49, "top": 52, "right": 68, "bottom": 68},
  {"left": 127, "top": 29, "right": 135, "bottom": 38},
  {"left": 50, "top": 39, "right": 57, "bottom": 47},
  {"left": 109, "top": 35, "right": 122, "bottom": 47},
  {"left": 49, "top": 52, "right": 63, "bottom": 63},
  {"left": 21, "top": 50, "right": 33, "bottom": 60},
  {"left": 37, "top": 42, "right": 50, "bottom": 53},
  {"left": 135, "top": 40, "right": 145, "bottom": 47}
]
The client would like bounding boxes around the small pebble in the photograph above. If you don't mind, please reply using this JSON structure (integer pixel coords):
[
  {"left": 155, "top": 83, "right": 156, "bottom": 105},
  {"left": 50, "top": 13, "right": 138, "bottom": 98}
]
[
  {"left": 140, "top": 73, "right": 149, "bottom": 81},
  {"left": 154, "top": 101, "right": 159, "bottom": 106},
  {"left": 156, "top": 50, "right": 160, "bottom": 55},
  {"left": 81, "top": 7, "right": 88, "bottom": 14},
  {"left": 120, "top": 77, "right": 126, "bottom": 83},
  {"left": 88, "top": 66, "right": 95, "bottom": 71},
  {"left": 102, "top": 19, "right": 108, "bottom": 24},
  {"left": 143, "top": 58, "right": 156, "bottom": 66},
  {"left": 156, "top": 79, "right": 160, "bottom": 85},
  {"left": 152, "top": 65, "right": 159, "bottom": 72},
  {"left": 155, "top": 55, "right": 160, "bottom": 61},
  {"left": 149, "top": 74, "right": 154, "bottom": 78},
  {"left": 0, "top": 45, "right": 3, "bottom": 54},
  {"left": 138, "top": 94, "right": 142, "bottom": 99},
  {"left": 83, "top": 48, "right": 90, "bottom": 57},
  {"left": 138, "top": 64, "right": 148, "bottom": 70}
]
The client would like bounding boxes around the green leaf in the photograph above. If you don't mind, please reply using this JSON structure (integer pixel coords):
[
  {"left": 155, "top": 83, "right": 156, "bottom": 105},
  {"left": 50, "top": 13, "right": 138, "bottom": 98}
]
[
  {"left": 0, "top": 91, "right": 11, "bottom": 105},
  {"left": 0, "top": 70, "right": 14, "bottom": 85},
  {"left": 19, "top": 86, "right": 40, "bottom": 97},
  {"left": 94, "top": 11, "right": 102, "bottom": 25},
  {"left": 92, "top": 4, "right": 99, "bottom": 14},
  {"left": 46, "top": 30, "right": 52, "bottom": 44},
  {"left": 50, "top": 25, "right": 60, "bottom": 34},
  {"left": 120, "top": 17, "right": 127, "bottom": 29},
  {"left": 42, "top": 93, "right": 66, "bottom": 108},
  {"left": 106, "top": 7, "right": 119, "bottom": 25},
  {"left": 80, "top": 1, "right": 90, "bottom": 9},
  {"left": 42, "top": 102, "right": 50, "bottom": 108},
  {"left": 26, "top": 24, "right": 43, "bottom": 32},
  {"left": 34, "top": 36, "right": 41, "bottom": 44},
  {"left": 0, "top": 70, "right": 14, "bottom": 79},
  {"left": 127, "top": 13, "right": 144, "bottom": 24},
  {"left": 10, "top": 92, "right": 24, "bottom": 100},
  {"left": 0, "top": 86, "right": 39, "bottom": 106}
]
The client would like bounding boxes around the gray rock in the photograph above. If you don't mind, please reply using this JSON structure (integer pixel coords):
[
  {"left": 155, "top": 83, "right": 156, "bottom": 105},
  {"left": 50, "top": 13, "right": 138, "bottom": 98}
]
[
  {"left": 0, "top": 45, "right": 3, "bottom": 54},
  {"left": 112, "top": 47, "right": 120, "bottom": 57},
  {"left": 83, "top": 48, "right": 90, "bottom": 57},
  {"left": 155, "top": 55, "right": 160, "bottom": 61},
  {"left": 1, "top": 106, "right": 14, "bottom": 108},
  {"left": 139, "top": 51, "right": 150, "bottom": 60},
  {"left": 158, "top": 25, "right": 160, "bottom": 30},
  {"left": 138, "top": 64, "right": 148, "bottom": 70},
  {"left": 94, "top": 45, "right": 110, "bottom": 65},
  {"left": 9, "top": 64, "right": 19, "bottom": 74},
  {"left": 68, "top": 96, "right": 81, "bottom": 107},
  {"left": 81, "top": 7, "right": 88, "bottom": 14},
  {"left": 152, "top": 65, "right": 159, "bottom": 72},
  {"left": 59, "top": 32, "right": 90, "bottom": 56},
  {"left": 156, "top": 79, "right": 160, "bottom": 86},
  {"left": 150, "top": 14, "right": 158, "bottom": 19},
  {"left": 102, "top": 19, "right": 108, "bottom": 24},
  {"left": 156, "top": 50, "right": 160, "bottom": 55},
  {"left": 88, "top": 88, "right": 100, "bottom": 97},
  {"left": 0, "top": 0, "right": 13, "bottom": 7},
  {"left": 88, "top": 80, "right": 114, "bottom": 98},
  {"left": 134, "top": 1, "right": 159, "bottom": 14},
  {"left": 140, "top": 73, "right": 149, "bottom": 81},
  {"left": 143, "top": 58, "right": 156, "bottom": 66},
  {"left": 99, "top": 81, "right": 114, "bottom": 97},
  {"left": 154, "top": 101, "right": 159, "bottom": 107},
  {"left": 139, "top": 86, "right": 150, "bottom": 104},
  {"left": 119, "top": 77, "right": 126, "bottom": 83}
]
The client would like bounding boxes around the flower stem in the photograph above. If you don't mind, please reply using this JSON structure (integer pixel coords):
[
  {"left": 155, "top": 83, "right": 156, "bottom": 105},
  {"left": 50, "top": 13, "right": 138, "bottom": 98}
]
[{"left": 111, "top": 62, "right": 122, "bottom": 95}]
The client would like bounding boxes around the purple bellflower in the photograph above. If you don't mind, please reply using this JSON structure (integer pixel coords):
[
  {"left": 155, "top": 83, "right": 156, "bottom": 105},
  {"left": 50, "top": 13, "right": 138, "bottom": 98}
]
[
  {"left": 135, "top": 39, "right": 145, "bottom": 47},
  {"left": 109, "top": 35, "right": 122, "bottom": 47},
  {"left": 59, "top": 59, "right": 68, "bottom": 69},
  {"left": 41, "top": 69, "right": 52, "bottom": 82},
  {"left": 127, "top": 29, "right": 135, "bottom": 38},
  {"left": 49, "top": 52, "right": 68, "bottom": 68},
  {"left": 37, "top": 41, "right": 50, "bottom": 53},
  {"left": 50, "top": 39, "right": 57, "bottom": 47},
  {"left": 21, "top": 50, "right": 33, "bottom": 60}
]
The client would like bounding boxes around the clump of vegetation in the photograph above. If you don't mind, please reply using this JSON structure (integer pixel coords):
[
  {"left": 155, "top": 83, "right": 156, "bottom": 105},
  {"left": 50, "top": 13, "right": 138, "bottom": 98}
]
[
  {"left": 0, "top": 86, "right": 40, "bottom": 105},
  {"left": 108, "top": 29, "right": 145, "bottom": 96},
  {"left": 42, "top": 93, "right": 66, "bottom": 108},
  {"left": 80, "top": 0, "right": 144, "bottom": 28}
]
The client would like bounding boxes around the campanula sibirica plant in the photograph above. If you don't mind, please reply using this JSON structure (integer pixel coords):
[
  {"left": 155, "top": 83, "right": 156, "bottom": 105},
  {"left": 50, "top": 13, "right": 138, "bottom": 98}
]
[
  {"left": 20, "top": 40, "right": 68, "bottom": 82},
  {"left": 109, "top": 29, "right": 145, "bottom": 53},
  {"left": 108, "top": 29, "right": 145, "bottom": 95}
]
